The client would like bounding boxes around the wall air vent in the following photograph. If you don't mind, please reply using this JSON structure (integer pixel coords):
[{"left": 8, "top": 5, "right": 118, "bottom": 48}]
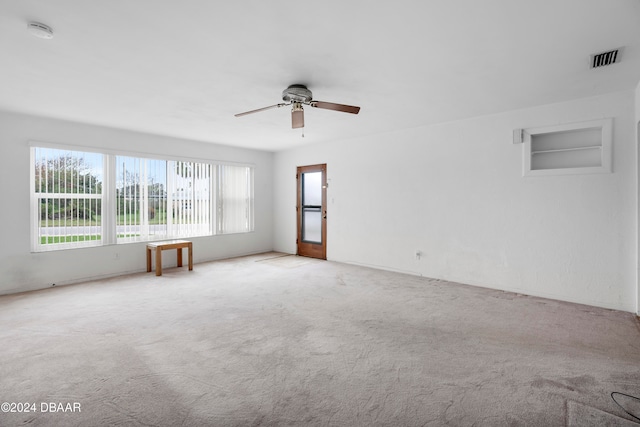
[{"left": 590, "top": 48, "right": 622, "bottom": 69}]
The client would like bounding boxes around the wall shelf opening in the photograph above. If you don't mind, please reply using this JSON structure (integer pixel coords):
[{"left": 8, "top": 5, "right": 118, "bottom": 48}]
[{"left": 522, "top": 118, "right": 612, "bottom": 176}]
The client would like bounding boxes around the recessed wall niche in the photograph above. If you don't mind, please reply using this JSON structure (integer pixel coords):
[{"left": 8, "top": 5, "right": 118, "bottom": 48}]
[{"left": 522, "top": 118, "right": 612, "bottom": 176}]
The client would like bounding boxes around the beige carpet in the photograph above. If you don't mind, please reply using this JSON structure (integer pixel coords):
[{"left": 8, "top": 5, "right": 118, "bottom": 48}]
[{"left": 1, "top": 252, "right": 639, "bottom": 426}]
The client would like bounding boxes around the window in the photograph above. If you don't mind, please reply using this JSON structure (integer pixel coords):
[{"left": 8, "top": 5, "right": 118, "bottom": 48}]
[
  {"left": 522, "top": 118, "right": 612, "bottom": 177},
  {"left": 116, "top": 157, "right": 212, "bottom": 242},
  {"left": 32, "top": 147, "right": 103, "bottom": 251},
  {"left": 31, "top": 144, "right": 254, "bottom": 252}
]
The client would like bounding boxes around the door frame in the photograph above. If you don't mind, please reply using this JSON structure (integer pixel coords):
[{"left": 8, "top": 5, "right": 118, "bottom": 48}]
[{"left": 296, "top": 164, "right": 327, "bottom": 259}]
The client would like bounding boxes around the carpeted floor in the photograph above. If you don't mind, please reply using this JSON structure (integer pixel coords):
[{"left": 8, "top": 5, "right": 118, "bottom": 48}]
[{"left": 1, "top": 252, "right": 639, "bottom": 426}]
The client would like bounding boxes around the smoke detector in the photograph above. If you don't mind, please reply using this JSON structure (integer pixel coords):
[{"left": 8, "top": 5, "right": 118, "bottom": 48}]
[{"left": 27, "top": 22, "right": 54, "bottom": 39}]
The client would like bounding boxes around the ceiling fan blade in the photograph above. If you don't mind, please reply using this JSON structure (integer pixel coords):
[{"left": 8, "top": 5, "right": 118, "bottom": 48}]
[
  {"left": 311, "top": 101, "right": 360, "bottom": 114},
  {"left": 292, "top": 108, "right": 304, "bottom": 129},
  {"left": 234, "top": 103, "right": 288, "bottom": 117}
]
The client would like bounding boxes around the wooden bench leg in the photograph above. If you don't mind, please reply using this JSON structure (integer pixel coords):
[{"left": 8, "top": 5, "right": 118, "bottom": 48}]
[
  {"left": 177, "top": 247, "right": 183, "bottom": 268},
  {"left": 156, "top": 247, "right": 162, "bottom": 276},
  {"left": 146, "top": 247, "right": 152, "bottom": 272},
  {"left": 188, "top": 243, "right": 193, "bottom": 271}
]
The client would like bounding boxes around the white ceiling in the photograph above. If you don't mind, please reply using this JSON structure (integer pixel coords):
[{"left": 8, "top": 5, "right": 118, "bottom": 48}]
[{"left": 2, "top": 1, "right": 640, "bottom": 151}]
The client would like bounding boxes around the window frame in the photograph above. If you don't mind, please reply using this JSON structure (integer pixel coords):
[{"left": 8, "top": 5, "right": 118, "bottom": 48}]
[
  {"left": 30, "top": 141, "right": 255, "bottom": 252},
  {"left": 30, "top": 144, "right": 106, "bottom": 252},
  {"left": 115, "top": 157, "right": 215, "bottom": 244}
]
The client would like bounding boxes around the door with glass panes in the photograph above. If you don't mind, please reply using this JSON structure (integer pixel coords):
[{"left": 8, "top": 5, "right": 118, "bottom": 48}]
[{"left": 296, "top": 164, "right": 326, "bottom": 259}]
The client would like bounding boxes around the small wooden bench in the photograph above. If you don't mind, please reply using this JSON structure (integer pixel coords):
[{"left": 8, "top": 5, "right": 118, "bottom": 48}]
[{"left": 146, "top": 240, "right": 193, "bottom": 276}]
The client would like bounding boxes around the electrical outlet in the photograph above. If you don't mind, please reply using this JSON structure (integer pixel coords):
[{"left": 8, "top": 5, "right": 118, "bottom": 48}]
[{"left": 415, "top": 250, "right": 422, "bottom": 260}]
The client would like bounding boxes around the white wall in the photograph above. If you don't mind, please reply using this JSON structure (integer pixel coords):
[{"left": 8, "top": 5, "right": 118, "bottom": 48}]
[
  {"left": 0, "top": 111, "right": 274, "bottom": 295},
  {"left": 636, "top": 82, "right": 640, "bottom": 314},
  {"left": 274, "top": 91, "right": 637, "bottom": 313}
]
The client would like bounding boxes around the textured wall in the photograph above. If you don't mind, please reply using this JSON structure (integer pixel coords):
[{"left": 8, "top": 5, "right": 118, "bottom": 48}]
[
  {"left": 636, "top": 82, "right": 640, "bottom": 314},
  {"left": 0, "top": 112, "right": 274, "bottom": 295},
  {"left": 274, "top": 91, "right": 637, "bottom": 312}
]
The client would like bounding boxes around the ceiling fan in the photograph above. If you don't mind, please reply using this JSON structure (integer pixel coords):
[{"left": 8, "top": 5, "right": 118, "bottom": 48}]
[{"left": 234, "top": 84, "right": 360, "bottom": 129}]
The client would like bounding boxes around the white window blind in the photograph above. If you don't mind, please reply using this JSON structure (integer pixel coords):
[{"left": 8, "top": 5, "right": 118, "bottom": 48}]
[
  {"left": 168, "top": 160, "right": 212, "bottom": 238},
  {"left": 117, "top": 157, "right": 212, "bottom": 242},
  {"left": 217, "top": 165, "right": 254, "bottom": 234},
  {"left": 116, "top": 156, "right": 168, "bottom": 242}
]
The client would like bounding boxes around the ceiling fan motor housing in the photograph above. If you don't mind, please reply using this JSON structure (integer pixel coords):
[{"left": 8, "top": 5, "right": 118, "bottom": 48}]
[{"left": 282, "top": 84, "right": 313, "bottom": 103}]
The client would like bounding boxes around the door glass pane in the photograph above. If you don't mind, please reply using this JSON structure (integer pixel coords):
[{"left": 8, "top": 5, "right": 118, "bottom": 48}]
[
  {"left": 303, "top": 208, "right": 321, "bottom": 243},
  {"left": 303, "top": 172, "right": 322, "bottom": 206}
]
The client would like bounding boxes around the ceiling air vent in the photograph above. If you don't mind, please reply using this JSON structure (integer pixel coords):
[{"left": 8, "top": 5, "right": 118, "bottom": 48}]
[{"left": 590, "top": 48, "right": 622, "bottom": 69}]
